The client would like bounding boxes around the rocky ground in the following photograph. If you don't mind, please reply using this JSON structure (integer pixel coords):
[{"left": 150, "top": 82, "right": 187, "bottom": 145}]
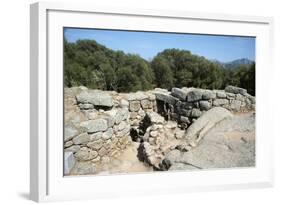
[{"left": 84, "top": 112, "right": 255, "bottom": 174}]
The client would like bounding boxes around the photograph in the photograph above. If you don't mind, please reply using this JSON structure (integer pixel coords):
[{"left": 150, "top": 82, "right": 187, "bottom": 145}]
[{"left": 63, "top": 28, "right": 256, "bottom": 176}]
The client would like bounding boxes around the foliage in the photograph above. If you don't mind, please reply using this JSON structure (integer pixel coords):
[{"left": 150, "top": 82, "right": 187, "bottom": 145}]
[{"left": 64, "top": 39, "right": 255, "bottom": 96}]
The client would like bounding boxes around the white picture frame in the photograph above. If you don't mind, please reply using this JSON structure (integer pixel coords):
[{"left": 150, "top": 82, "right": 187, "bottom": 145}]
[{"left": 30, "top": 1, "right": 274, "bottom": 202}]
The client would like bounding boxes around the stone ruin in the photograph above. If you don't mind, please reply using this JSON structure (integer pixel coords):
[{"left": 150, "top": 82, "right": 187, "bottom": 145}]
[{"left": 64, "top": 85, "right": 255, "bottom": 175}]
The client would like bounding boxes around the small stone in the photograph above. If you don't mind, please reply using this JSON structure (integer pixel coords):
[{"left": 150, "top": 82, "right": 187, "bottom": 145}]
[
  {"left": 150, "top": 131, "right": 158, "bottom": 137},
  {"left": 191, "top": 108, "right": 202, "bottom": 118},
  {"left": 225, "top": 85, "right": 247, "bottom": 95},
  {"left": 171, "top": 88, "right": 187, "bottom": 101},
  {"left": 101, "top": 156, "right": 111, "bottom": 164},
  {"left": 213, "top": 99, "right": 229, "bottom": 106},
  {"left": 89, "top": 132, "right": 102, "bottom": 141},
  {"left": 65, "top": 145, "right": 81, "bottom": 153},
  {"left": 118, "top": 121, "right": 127, "bottom": 131},
  {"left": 64, "top": 124, "right": 79, "bottom": 142},
  {"left": 102, "top": 128, "right": 113, "bottom": 140},
  {"left": 216, "top": 91, "right": 227, "bottom": 98},
  {"left": 98, "top": 147, "right": 108, "bottom": 157},
  {"left": 64, "top": 141, "right": 73, "bottom": 148},
  {"left": 186, "top": 89, "right": 203, "bottom": 102},
  {"left": 230, "top": 100, "right": 242, "bottom": 111},
  {"left": 199, "top": 101, "right": 212, "bottom": 111},
  {"left": 78, "top": 103, "right": 94, "bottom": 110},
  {"left": 236, "top": 94, "right": 245, "bottom": 102},
  {"left": 180, "top": 116, "right": 190, "bottom": 124},
  {"left": 75, "top": 147, "right": 98, "bottom": 161},
  {"left": 130, "top": 112, "right": 138, "bottom": 119},
  {"left": 91, "top": 156, "right": 100, "bottom": 163},
  {"left": 129, "top": 101, "right": 141, "bottom": 112},
  {"left": 147, "top": 112, "right": 165, "bottom": 124},
  {"left": 73, "top": 132, "right": 90, "bottom": 145},
  {"left": 138, "top": 109, "right": 146, "bottom": 117},
  {"left": 141, "top": 99, "right": 151, "bottom": 109},
  {"left": 165, "top": 121, "right": 177, "bottom": 129},
  {"left": 202, "top": 90, "right": 216, "bottom": 100},
  {"left": 87, "top": 139, "right": 103, "bottom": 150},
  {"left": 120, "top": 99, "right": 129, "bottom": 108}
]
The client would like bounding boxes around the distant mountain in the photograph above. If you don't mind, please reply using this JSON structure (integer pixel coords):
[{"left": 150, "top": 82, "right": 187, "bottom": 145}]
[{"left": 212, "top": 58, "right": 254, "bottom": 70}]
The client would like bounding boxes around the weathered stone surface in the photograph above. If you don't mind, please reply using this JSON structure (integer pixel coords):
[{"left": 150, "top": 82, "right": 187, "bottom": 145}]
[
  {"left": 120, "top": 99, "right": 129, "bottom": 108},
  {"left": 150, "top": 131, "right": 158, "bottom": 137},
  {"left": 64, "top": 152, "right": 76, "bottom": 175},
  {"left": 180, "top": 116, "right": 190, "bottom": 124},
  {"left": 73, "top": 132, "right": 90, "bottom": 145},
  {"left": 230, "top": 100, "right": 242, "bottom": 111},
  {"left": 102, "top": 128, "right": 113, "bottom": 140},
  {"left": 64, "top": 140, "right": 73, "bottom": 148},
  {"left": 76, "top": 91, "right": 114, "bottom": 107},
  {"left": 226, "top": 92, "right": 236, "bottom": 99},
  {"left": 89, "top": 132, "right": 102, "bottom": 141},
  {"left": 216, "top": 91, "right": 227, "bottom": 98},
  {"left": 202, "top": 90, "right": 216, "bottom": 100},
  {"left": 184, "top": 107, "right": 233, "bottom": 146},
  {"left": 71, "top": 161, "right": 96, "bottom": 175},
  {"left": 141, "top": 99, "right": 151, "bottom": 109},
  {"left": 171, "top": 88, "right": 187, "bottom": 101},
  {"left": 147, "top": 112, "right": 165, "bottom": 124},
  {"left": 236, "top": 94, "right": 245, "bottom": 102},
  {"left": 80, "top": 119, "right": 108, "bottom": 133},
  {"left": 87, "top": 139, "right": 103, "bottom": 150},
  {"left": 130, "top": 112, "right": 138, "bottom": 119},
  {"left": 98, "top": 147, "right": 108, "bottom": 157},
  {"left": 78, "top": 103, "right": 94, "bottom": 109},
  {"left": 126, "top": 92, "right": 148, "bottom": 101},
  {"left": 199, "top": 101, "right": 211, "bottom": 111},
  {"left": 65, "top": 145, "right": 81, "bottom": 153},
  {"left": 64, "top": 124, "right": 79, "bottom": 142},
  {"left": 213, "top": 99, "right": 229, "bottom": 106},
  {"left": 191, "top": 108, "right": 202, "bottom": 118},
  {"left": 75, "top": 147, "right": 98, "bottom": 161},
  {"left": 225, "top": 85, "right": 247, "bottom": 95},
  {"left": 154, "top": 92, "right": 178, "bottom": 105},
  {"left": 129, "top": 101, "right": 141, "bottom": 112},
  {"left": 118, "top": 121, "right": 127, "bottom": 131},
  {"left": 186, "top": 89, "right": 203, "bottom": 102},
  {"left": 115, "top": 108, "right": 129, "bottom": 124}
]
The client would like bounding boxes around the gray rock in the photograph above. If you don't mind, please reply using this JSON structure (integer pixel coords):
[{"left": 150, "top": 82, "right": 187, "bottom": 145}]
[
  {"left": 150, "top": 131, "right": 158, "bottom": 137},
  {"left": 202, "top": 90, "right": 216, "bottom": 100},
  {"left": 154, "top": 92, "right": 178, "bottom": 105},
  {"left": 64, "top": 140, "right": 73, "bottom": 148},
  {"left": 226, "top": 92, "right": 236, "bottom": 99},
  {"left": 71, "top": 161, "right": 96, "bottom": 175},
  {"left": 235, "top": 94, "right": 245, "bottom": 102},
  {"left": 102, "top": 128, "right": 113, "bottom": 140},
  {"left": 230, "top": 100, "right": 242, "bottom": 111},
  {"left": 191, "top": 108, "right": 202, "bottom": 118},
  {"left": 75, "top": 147, "right": 98, "bottom": 161},
  {"left": 65, "top": 145, "right": 81, "bottom": 153},
  {"left": 64, "top": 124, "right": 79, "bottom": 142},
  {"left": 186, "top": 89, "right": 203, "bottom": 102},
  {"left": 171, "top": 88, "right": 187, "bottom": 101},
  {"left": 184, "top": 107, "right": 233, "bottom": 146},
  {"left": 180, "top": 116, "right": 190, "bottom": 124},
  {"left": 199, "top": 101, "right": 211, "bottom": 111},
  {"left": 78, "top": 103, "right": 94, "bottom": 110},
  {"left": 141, "top": 99, "right": 151, "bottom": 109},
  {"left": 120, "top": 99, "right": 129, "bottom": 108},
  {"left": 147, "top": 112, "right": 165, "bottom": 124},
  {"left": 98, "top": 147, "right": 108, "bottom": 157},
  {"left": 87, "top": 139, "right": 103, "bottom": 150},
  {"left": 89, "top": 132, "right": 102, "bottom": 141},
  {"left": 225, "top": 85, "right": 247, "bottom": 95},
  {"left": 115, "top": 108, "right": 129, "bottom": 124},
  {"left": 129, "top": 101, "right": 141, "bottom": 112},
  {"left": 126, "top": 92, "right": 148, "bottom": 101},
  {"left": 213, "top": 99, "right": 229, "bottom": 106},
  {"left": 80, "top": 119, "right": 108, "bottom": 133},
  {"left": 64, "top": 152, "right": 76, "bottom": 175},
  {"left": 76, "top": 91, "right": 114, "bottom": 107},
  {"left": 216, "top": 91, "right": 227, "bottom": 98},
  {"left": 73, "top": 132, "right": 90, "bottom": 145}
]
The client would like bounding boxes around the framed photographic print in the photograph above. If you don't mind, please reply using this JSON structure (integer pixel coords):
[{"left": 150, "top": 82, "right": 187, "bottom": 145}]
[{"left": 30, "top": 1, "right": 274, "bottom": 202}]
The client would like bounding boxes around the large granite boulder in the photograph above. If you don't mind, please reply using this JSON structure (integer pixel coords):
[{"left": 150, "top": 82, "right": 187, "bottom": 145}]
[
  {"left": 184, "top": 107, "right": 233, "bottom": 146},
  {"left": 225, "top": 85, "right": 247, "bottom": 95}
]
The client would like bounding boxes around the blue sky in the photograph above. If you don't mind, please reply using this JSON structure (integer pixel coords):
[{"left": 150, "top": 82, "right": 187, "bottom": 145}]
[{"left": 64, "top": 28, "right": 255, "bottom": 63}]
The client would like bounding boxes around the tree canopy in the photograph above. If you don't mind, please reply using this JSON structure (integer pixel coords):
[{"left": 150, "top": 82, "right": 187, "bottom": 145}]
[{"left": 64, "top": 39, "right": 255, "bottom": 95}]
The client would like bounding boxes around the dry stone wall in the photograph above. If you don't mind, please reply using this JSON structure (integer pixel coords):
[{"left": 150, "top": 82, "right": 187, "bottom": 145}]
[{"left": 64, "top": 85, "right": 255, "bottom": 175}]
